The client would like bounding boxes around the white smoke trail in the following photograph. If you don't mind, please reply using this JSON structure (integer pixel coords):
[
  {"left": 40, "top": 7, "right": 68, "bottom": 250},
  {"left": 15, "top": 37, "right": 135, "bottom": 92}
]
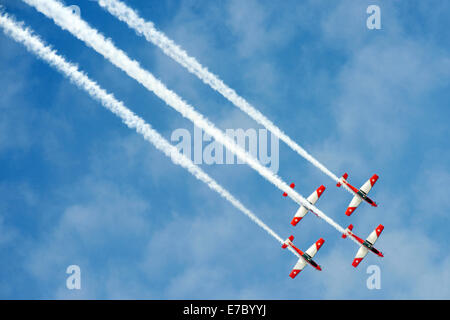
[
  {"left": 23, "top": 0, "right": 360, "bottom": 246},
  {"left": 96, "top": 0, "right": 356, "bottom": 197},
  {"left": 0, "top": 12, "right": 304, "bottom": 258}
]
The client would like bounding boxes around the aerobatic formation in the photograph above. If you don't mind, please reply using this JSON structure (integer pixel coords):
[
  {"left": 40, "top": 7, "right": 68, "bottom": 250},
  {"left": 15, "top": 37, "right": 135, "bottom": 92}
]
[
  {"left": 282, "top": 173, "right": 382, "bottom": 278},
  {"left": 0, "top": 0, "right": 385, "bottom": 279}
]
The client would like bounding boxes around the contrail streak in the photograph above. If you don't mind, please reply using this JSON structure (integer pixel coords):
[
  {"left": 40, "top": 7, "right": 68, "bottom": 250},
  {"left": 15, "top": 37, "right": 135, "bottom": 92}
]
[
  {"left": 96, "top": 0, "right": 356, "bottom": 197},
  {"left": 23, "top": 0, "right": 360, "bottom": 246},
  {"left": 0, "top": 12, "right": 303, "bottom": 258}
]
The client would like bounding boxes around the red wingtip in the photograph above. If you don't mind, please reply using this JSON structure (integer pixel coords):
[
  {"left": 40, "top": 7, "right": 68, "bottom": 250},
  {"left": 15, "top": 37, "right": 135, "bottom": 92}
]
[
  {"left": 317, "top": 185, "right": 326, "bottom": 197},
  {"left": 289, "top": 269, "right": 301, "bottom": 278},
  {"left": 316, "top": 238, "right": 325, "bottom": 249},
  {"left": 317, "top": 265, "right": 322, "bottom": 271},
  {"left": 345, "top": 207, "right": 356, "bottom": 216},
  {"left": 291, "top": 217, "right": 301, "bottom": 226},
  {"left": 370, "top": 174, "right": 379, "bottom": 186},
  {"left": 379, "top": 252, "right": 384, "bottom": 258},
  {"left": 352, "top": 258, "right": 362, "bottom": 268},
  {"left": 375, "top": 225, "right": 384, "bottom": 238}
]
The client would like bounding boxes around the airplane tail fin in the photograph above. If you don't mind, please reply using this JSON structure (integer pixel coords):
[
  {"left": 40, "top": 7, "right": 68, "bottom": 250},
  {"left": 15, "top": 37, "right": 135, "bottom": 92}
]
[
  {"left": 336, "top": 173, "right": 348, "bottom": 187},
  {"left": 342, "top": 224, "right": 353, "bottom": 238}
]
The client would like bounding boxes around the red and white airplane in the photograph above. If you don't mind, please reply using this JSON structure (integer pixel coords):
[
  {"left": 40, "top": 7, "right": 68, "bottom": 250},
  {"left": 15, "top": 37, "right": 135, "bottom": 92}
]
[
  {"left": 342, "top": 224, "right": 384, "bottom": 267},
  {"left": 283, "top": 183, "right": 326, "bottom": 226},
  {"left": 337, "top": 173, "right": 379, "bottom": 216},
  {"left": 281, "top": 235, "right": 325, "bottom": 278}
]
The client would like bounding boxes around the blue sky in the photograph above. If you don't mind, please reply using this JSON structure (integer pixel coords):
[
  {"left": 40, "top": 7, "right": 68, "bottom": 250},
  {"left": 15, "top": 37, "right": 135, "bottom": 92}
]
[{"left": 0, "top": 0, "right": 449, "bottom": 299}]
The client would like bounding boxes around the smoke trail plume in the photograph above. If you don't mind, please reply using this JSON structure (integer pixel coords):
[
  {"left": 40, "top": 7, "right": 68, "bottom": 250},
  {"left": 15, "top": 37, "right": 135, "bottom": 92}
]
[
  {"left": 22, "top": 0, "right": 359, "bottom": 246},
  {"left": 96, "top": 0, "right": 356, "bottom": 196},
  {"left": 0, "top": 12, "right": 302, "bottom": 258}
]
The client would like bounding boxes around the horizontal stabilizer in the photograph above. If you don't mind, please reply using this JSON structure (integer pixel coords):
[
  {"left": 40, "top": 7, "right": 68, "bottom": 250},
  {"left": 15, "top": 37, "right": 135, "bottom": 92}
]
[
  {"left": 283, "top": 182, "right": 295, "bottom": 197},
  {"left": 336, "top": 173, "right": 348, "bottom": 187},
  {"left": 342, "top": 224, "right": 353, "bottom": 238},
  {"left": 282, "top": 235, "right": 294, "bottom": 249}
]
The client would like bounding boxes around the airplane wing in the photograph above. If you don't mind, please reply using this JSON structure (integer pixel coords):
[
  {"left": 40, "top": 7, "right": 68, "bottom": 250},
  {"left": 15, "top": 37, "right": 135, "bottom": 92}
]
[
  {"left": 345, "top": 195, "right": 363, "bottom": 216},
  {"left": 360, "top": 174, "right": 379, "bottom": 194},
  {"left": 291, "top": 207, "right": 308, "bottom": 226},
  {"left": 352, "top": 224, "right": 384, "bottom": 267},
  {"left": 366, "top": 224, "right": 384, "bottom": 244},
  {"left": 352, "top": 246, "right": 369, "bottom": 267},
  {"left": 291, "top": 185, "right": 326, "bottom": 226},
  {"left": 305, "top": 238, "right": 325, "bottom": 258},
  {"left": 307, "top": 185, "right": 326, "bottom": 205},
  {"left": 289, "top": 258, "right": 307, "bottom": 278}
]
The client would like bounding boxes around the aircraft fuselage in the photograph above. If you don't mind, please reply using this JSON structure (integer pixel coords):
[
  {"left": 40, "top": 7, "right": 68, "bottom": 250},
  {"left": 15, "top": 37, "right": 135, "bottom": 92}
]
[
  {"left": 343, "top": 180, "right": 377, "bottom": 207},
  {"left": 288, "top": 243, "right": 322, "bottom": 271},
  {"left": 348, "top": 233, "right": 384, "bottom": 257}
]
